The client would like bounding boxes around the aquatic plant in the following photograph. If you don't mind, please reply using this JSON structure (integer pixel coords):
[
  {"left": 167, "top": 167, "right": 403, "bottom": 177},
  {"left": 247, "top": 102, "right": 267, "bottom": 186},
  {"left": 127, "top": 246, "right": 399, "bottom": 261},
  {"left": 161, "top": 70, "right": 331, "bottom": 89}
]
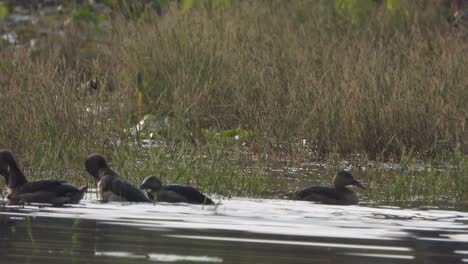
[
  {"left": 73, "top": 5, "right": 105, "bottom": 24},
  {"left": 0, "top": 0, "right": 466, "bottom": 207},
  {"left": 0, "top": 4, "right": 7, "bottom": 20}
]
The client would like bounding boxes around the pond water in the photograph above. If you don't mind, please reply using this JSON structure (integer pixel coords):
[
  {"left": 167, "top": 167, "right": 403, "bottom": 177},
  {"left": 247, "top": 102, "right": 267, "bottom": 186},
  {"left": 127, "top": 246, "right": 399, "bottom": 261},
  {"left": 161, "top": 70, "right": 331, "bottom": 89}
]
[{"left": 1, "top": 193, "right": 468, "bottom": 264}]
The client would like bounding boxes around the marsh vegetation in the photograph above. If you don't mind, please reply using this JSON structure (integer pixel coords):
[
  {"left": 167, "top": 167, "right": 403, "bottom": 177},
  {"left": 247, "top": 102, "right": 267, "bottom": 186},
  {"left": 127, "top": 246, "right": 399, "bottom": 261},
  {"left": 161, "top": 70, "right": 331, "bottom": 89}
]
[{"left": 0, "top": 0, "right": 467, "bottom": 207}]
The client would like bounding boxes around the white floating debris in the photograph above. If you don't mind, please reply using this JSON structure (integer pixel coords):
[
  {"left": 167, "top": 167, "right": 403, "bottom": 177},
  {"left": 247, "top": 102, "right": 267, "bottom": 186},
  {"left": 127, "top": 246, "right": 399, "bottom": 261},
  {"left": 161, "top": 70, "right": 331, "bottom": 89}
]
[{"left": 1, "top": 32, "right": 17, "bottom": 45}]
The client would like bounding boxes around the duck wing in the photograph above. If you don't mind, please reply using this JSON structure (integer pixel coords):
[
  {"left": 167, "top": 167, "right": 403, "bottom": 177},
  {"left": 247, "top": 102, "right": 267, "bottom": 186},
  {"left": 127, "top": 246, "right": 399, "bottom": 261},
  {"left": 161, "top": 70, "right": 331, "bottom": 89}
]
[
  {"left": 110, "top": 177, "right": 150, "bottom": 202},
  {"left": 10, "top": 179, "right": 85, "bottom": 205},
  {"left": 164, "top": 185, "right": 214, "bottom": 204},
  {"left": 292, "top": 186, "right": 358, "bottom": 205},
  {"left": 293, "top": 186, "right": 341, "bottom": 200},
  {"left": 17, "top": 179, "right": 79, "bottom": 195}
]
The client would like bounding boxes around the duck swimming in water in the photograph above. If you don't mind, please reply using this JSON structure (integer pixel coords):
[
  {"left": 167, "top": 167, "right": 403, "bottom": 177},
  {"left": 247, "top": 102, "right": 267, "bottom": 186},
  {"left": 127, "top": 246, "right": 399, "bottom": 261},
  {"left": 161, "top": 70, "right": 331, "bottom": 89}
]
[
  {"left": 0, "top": 150, "right": 87, "bottom": 206},
  {"left": 290, "top": 171, "right": 365, "bottom": 205},
  {"left": 140, "top": 176, "right": 214, "bottom": 205},
  {"left": 85, "top": 154, "right": 150, "bottom": 202}
]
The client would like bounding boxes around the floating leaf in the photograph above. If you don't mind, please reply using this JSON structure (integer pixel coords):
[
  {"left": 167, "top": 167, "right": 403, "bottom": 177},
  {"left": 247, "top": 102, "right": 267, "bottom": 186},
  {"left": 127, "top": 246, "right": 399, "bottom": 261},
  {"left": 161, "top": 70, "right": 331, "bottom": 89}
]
[
  {"left": 106, "top": 0, "right": 119, "bottom": 8},
  {"left": 182, "top": 0, "right": 231, "bottom": 12},
  {"left": 0, "top": 4, "right": 8, "bottom": 20},
  {"left": 336, "top": 0, "right": 375, "bottom": 26},
  {"left": 386, "top": 0, "right": 401, "bottom": 11},
  {"left": 73, "top": 6, "right": 105, "bottom": 24},
  {"left": 182, "top": 0, "right": 195, "bottom": 12},
  {"left": 152, "top": 0, "right": 171, "bottom": 8},
  {"left": 202, "top": 128, "right": 254, "bottom": 144},
  {"left": 212, "top": 0, "right": 231, "bottom": 8}
]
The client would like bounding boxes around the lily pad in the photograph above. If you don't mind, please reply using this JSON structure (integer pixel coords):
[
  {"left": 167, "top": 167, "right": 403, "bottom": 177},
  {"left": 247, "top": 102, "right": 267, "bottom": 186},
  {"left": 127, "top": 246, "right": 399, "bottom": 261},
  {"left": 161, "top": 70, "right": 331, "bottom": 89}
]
[
  {"left": 0, "top": 4, "right": 7, "bottom": 21},
  {"left": 202, "top": 128, "right": 254, "bottom": 144}
]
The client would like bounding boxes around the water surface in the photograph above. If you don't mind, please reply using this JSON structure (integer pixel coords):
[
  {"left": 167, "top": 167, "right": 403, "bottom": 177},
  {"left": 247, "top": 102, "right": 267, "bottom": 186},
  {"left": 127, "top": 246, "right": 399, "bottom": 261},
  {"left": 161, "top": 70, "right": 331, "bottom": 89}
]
[{"left": 1, "top": 195, "right": 467, "bottom": 263}]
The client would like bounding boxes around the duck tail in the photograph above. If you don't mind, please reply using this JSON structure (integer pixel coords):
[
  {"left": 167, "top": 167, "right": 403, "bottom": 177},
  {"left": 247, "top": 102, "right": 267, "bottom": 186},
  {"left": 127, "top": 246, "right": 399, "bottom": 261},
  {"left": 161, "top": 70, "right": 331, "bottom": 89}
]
[
  {"left": 203, "top": 197, "right": 215, "bottom": 205},
  {"left": 79, "top": 185, "right": 88, "bottom": 193},
  {"left": 278, "top": 191, "right": 298, "bottom": 199},
  {"left": 74, "top": 185, "right": 88, "bottom": 203}
]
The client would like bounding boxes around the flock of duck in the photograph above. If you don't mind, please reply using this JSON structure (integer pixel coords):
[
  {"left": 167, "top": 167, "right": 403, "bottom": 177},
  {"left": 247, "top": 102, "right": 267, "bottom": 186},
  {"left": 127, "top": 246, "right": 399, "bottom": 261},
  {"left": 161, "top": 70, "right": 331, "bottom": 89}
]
[{"left": 0, "top": 149, "right": 366, "bottom": 207}]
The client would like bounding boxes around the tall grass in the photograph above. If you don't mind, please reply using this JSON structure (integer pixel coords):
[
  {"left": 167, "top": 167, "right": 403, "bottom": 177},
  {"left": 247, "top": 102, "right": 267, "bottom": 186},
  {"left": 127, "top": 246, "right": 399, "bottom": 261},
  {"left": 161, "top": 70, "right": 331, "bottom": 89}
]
[
  {"left": 102, "top": 0, "right": 468, "bottom": 158},
  {"left": 0, "top": 1, "right": 466, "bottom": 204}
]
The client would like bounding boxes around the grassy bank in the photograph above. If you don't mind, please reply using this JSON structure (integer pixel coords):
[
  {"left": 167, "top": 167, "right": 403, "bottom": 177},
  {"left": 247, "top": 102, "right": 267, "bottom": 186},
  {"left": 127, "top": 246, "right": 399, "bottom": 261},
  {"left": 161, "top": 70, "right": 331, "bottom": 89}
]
[{"left": 0, "top": 0, "right": 466, "bottom": 206}]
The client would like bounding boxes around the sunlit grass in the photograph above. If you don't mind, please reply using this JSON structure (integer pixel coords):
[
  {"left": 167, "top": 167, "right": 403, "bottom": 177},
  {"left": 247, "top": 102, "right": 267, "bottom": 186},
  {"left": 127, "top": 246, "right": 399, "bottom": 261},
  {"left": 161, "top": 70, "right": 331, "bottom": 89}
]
[{"left": 0, "top": 1, "right": 466, "bottom": 207}]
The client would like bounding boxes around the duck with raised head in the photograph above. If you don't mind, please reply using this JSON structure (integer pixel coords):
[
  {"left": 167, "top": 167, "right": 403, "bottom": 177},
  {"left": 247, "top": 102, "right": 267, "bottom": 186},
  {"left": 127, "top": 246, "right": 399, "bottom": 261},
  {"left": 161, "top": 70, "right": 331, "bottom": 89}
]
[
  {"left": 0, "top": 150, "right": 87, "bottom": 206},
  {"left": 140, "top": 176, "right": 214, "bottom": 205},
  {"left": 85, "top": 154, "right": 151, "bottom": 202},
  {"left": 290, "top": 171, "right": 365, "bottom": 205}
]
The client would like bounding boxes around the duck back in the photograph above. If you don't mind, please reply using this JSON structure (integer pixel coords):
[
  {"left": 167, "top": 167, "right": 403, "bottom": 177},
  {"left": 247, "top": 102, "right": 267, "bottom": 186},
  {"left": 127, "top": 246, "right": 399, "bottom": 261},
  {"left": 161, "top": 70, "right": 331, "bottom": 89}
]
[
  {"left": 293, "top": 186, "right": 358, "bottom": 205},
  {"left": 8, "top": 179, "right": 86, "bottom": 205},
  {"left": 159, "top": 185, "right": 214, "bottom": 205},
  {"left": 100, "top": 175, "right": 150, "bottom": 202}
]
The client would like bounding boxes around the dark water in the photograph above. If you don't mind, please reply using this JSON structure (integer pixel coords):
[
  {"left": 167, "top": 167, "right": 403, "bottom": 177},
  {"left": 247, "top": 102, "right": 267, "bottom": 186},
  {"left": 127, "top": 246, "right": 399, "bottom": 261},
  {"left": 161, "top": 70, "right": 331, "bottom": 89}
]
[{"left": 1, "top": 195, "right": 468, "bottom": 264}]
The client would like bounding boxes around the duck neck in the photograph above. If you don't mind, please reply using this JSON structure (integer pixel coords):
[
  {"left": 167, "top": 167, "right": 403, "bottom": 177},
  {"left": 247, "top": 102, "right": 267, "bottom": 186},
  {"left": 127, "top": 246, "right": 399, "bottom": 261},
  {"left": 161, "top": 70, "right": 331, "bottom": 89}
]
[
  {"left": 7, "top": 162, "right": 27, "bottom": 188},
  {"left": 97, "top": 167, "right": 114, "bottom": 180},
  {"left": 146, "top": 191, "right": 156, "bottom": 201}
]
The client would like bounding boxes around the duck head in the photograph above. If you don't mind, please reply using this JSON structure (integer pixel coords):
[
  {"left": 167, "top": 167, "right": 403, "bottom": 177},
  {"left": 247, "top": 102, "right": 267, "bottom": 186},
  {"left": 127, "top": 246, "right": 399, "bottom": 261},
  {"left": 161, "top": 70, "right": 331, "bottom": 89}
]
[
  {"left": 0, "top": 150, "right": 27, "bottom": 188},
  {"left": 85, "top": 154, "right": 109, "bottom": 180},
  {"left": 332, "top": 170, "right": 365, "bottom": 189},
  {"left": 0, "top": 150, "right": 13, "bottom": 181},
  {"left": 139, "top": 176, "right": 163, "bottom": 192}
]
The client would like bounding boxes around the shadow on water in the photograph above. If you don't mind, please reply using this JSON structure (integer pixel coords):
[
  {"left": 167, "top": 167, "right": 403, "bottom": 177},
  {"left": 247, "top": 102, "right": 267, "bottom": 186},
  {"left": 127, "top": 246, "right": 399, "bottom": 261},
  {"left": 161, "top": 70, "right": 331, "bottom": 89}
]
[{"left": 1, "top": 196, "right": 468, "bottom": 263}]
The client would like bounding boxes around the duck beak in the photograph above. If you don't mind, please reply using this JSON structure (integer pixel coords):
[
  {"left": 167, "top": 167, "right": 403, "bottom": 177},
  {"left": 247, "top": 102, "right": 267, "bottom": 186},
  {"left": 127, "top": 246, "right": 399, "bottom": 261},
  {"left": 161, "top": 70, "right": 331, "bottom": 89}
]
[{"left": 352, "top": 179, "right": 366, "bottom": 189}]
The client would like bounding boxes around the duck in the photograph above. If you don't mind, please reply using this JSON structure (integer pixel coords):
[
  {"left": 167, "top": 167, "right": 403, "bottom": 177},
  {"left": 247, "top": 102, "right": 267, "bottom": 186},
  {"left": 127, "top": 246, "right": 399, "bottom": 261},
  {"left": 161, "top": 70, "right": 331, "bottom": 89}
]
[
  {"left": 290, "top": 170, "right": 365, "bottom": 205},
  {"left": 0, "top": 150, "right": 87, "bottom": 206},
  {"left": 84, "top": 154, "right": 151, "bottom": 202},
  {"left": 139, "top": 176, "right": 215, "bottom": 205}
]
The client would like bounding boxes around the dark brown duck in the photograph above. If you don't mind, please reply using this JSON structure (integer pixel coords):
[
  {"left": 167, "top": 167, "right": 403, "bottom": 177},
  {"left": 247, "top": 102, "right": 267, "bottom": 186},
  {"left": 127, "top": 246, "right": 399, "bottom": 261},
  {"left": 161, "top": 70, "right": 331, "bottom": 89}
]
[
  {"left": 290, "top": 171, "right": 365, "bottom": 205},
  {"left": 0, "top": 150, "right": 87, "bottom": 206},
  {"left": 85, "top": 154, "right": 150, "bottom": 202},
  {"left": 140, "top": 176, "right": 214, "bottom": 205}
]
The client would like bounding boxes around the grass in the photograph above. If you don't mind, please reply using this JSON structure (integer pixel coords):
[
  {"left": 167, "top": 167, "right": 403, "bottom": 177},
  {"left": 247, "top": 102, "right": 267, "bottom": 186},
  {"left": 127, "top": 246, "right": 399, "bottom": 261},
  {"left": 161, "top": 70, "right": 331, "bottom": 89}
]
[{"left": 0, "top": 0, "right": 466, "bottom": 207}]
